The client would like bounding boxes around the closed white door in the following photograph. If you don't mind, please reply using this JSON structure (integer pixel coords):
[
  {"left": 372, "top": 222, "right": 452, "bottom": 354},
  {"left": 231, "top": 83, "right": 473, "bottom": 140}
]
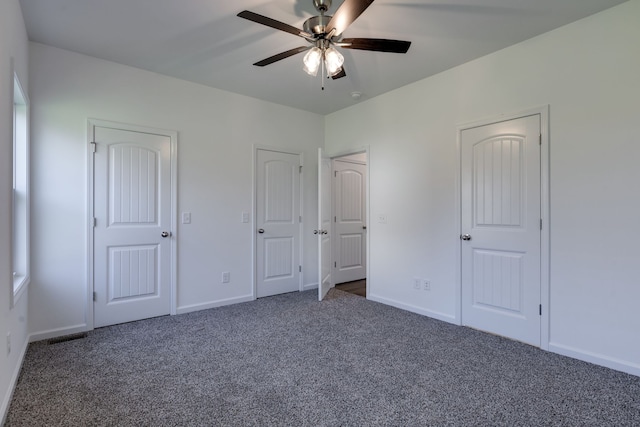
[
  {"left": 461, "top": 114, "right": 541, "bottom": 346},
  {"left": 318, "top": 148, "right": 332, "bottom": 300},
  {"left": 333, "top": 159, "right": 366, "bottom": 284},
  {"left": 93, "top": 126, "right": 173, "bottom": 328},
  {"left": 256, "top": 149, "right": 301, "bottom": 298}
]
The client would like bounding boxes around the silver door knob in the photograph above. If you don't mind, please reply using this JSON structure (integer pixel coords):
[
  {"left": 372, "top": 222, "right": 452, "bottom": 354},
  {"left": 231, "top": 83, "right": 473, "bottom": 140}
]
[
  {"left": 321, "top": 230, "right": 328, "bottom": 235},
  {"left": 460, "top": 234, "right": 472, "bottom": 241},
  {"left": 161, "top": 231, "right": 170, "bottom": 238},
  {"left": 313, "top": 230, "right": 319, "bottom": 235},
  {"left": 258, "top": 229, "right": 265, "bottom": 234}
]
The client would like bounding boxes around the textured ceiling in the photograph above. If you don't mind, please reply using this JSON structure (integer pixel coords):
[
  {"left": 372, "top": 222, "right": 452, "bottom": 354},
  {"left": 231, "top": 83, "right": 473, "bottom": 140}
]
[{"left": 20, "top": 0, "right": 627, "bottom": 115}]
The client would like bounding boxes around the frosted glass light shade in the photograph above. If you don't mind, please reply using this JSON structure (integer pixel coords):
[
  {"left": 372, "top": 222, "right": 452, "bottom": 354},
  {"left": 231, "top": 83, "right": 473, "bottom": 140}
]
[
  {"left": 303, "top": 47, "right": 322, "bottom": 76},
  {"left": 324, "top": 47, "right": 344, "bottom": 77}
]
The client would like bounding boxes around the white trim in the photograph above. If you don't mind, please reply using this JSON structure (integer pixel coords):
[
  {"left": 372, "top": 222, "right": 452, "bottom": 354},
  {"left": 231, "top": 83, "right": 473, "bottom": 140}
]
[
  {"left": 303, "top": 282, "right": 319, "bottom": 291},
  {"left": 176, "top": 295, "right": 254, "bottom": 315},
  {"left": 549, "top": 342, "right": 640, "bottom": 377},
  {"left": 28, "top": 324, "right": 89, "bottom": 343},
  {"left": 86, "top": 119, "right": 178, "bottom": 329},
  {"left": 253, "top": 145, "right": 304, "bottom": 299},
  {"left": 369, "top": 294, "right": 457, "bottom": 324},
  {"left": 10, "top": 59, "right": 31, "bottom": 308},
  {"left": 455, "top": 105, "right": 551, "bottom": 348},
  {"left": 0, "top": 331, "right": 29, "bottom": 426}
]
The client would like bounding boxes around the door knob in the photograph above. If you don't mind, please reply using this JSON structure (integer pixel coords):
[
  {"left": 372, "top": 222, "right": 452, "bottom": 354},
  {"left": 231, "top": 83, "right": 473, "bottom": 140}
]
[
  {"left": 258, "top": 229, "right": 265, "bottom": 234},
  {"left": 161, "top": 231, "right": 171, "bottom": 238},
  {"left": 460, "top": 234, "right": 472, "bottom": 241},
  {"left": 362, "top": 226, "right": 367, "bottom": 230},
  {"left": 321, "top": 230, "right": 328, "bottom": 235},
  {"left": 313, "top": 230, "right": 319, "bottom": 235}
]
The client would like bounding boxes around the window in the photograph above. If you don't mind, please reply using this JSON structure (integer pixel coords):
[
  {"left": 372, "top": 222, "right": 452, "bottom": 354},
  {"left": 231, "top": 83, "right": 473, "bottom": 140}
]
[{"left": 12, "top": 71, "right": 29, "bottom": 303}]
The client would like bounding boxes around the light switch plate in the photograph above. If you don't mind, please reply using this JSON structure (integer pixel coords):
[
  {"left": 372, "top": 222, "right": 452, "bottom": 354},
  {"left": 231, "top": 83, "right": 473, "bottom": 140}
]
[{"left": 182, "top": 212, "right": 191, "bottom": 224}]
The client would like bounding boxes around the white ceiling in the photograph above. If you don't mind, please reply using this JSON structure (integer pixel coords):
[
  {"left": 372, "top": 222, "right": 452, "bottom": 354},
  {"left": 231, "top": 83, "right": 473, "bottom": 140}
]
[{"left": 19, "top": 0, "right": 626, "bottom": 115}]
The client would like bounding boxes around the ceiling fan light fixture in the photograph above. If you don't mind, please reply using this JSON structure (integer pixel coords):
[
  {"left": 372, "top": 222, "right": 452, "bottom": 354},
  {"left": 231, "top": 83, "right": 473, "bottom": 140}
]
[
  {"left": 303, "top": 47, "right": 322, "bottom": 76},
  {"left": 324, "top": 47, "right": 344, "bottom": 77}
]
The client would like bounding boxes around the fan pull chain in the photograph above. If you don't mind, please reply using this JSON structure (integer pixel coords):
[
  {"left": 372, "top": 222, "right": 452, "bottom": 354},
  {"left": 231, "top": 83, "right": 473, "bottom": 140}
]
[{"left": 321, "top": 54, "right": 325, "bottom": 90}]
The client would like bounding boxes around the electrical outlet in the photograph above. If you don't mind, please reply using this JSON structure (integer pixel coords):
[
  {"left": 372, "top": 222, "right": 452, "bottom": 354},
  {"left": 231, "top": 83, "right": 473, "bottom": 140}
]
[
  {"left": 377, "top": 214, "right": 388, "bottom": 224},
  {"left": 6, "top": 332, "right": 10, "bottom": 356},
  {"left": 222, "top": 272, "right": 230, "bottom": 284},
  {"left": 423, "top": 280, "right": 431, "bottom": 291},
  {"left": 241, "top": 212, "right": 249, "bottom": 223},
  {"left": 413, "top": 278, "right": 421, "bottom": 290}
]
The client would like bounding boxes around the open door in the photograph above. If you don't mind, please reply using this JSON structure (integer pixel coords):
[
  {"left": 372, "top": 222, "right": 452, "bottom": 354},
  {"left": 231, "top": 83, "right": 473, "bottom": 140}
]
[{"left": 317, "top": 148, "right": 332, "bottom": 300}]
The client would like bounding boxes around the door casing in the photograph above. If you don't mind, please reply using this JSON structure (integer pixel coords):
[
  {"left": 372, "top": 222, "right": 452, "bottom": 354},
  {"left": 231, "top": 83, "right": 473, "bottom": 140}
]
[
  {"left": 332, "top": 157, "right": 367, "bottom": 285},
  {"left": 455, "top": 106, "right": 550, "bottom": 350},
  {"left": 322, "top": 147, "right": 370, "bottom": 299},
  {"left": 87, "top": 119, "right": 178, "bottom": 331}
]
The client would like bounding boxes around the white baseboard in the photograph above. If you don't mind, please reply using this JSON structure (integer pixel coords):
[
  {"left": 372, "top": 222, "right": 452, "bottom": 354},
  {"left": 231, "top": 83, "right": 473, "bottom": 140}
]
[
  {"left": 29, "top": 324, "right": 88, "bottom": 343},
  {"left": 176, "top": 295, "right": 254, "bottom": 315},
  {"left": 549, "top": 342, "right": 640, "bottom": 377},
  {"left": 303, "top": 282, "right": 318, "bottom": 291},
  {"left": 1, "top": 333, "right": 30, "bottom": 425},
  {"left": 368, "top": 294, "right": 457, "bottom": 325}
]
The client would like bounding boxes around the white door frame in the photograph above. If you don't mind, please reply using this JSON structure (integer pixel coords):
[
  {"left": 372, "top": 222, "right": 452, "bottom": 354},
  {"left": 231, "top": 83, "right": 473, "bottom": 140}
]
[
  {"left": 252, "top": 145, "right": 304, "bottom": 299},
  {"left": 455, "top": 106, "right": 550, "bottom": 350},
  {"left": 324, "top": 147, "right": 370, "bottom": 299},
  {"left": 86, "top": 119, "right": 178, "bottom": 331}
]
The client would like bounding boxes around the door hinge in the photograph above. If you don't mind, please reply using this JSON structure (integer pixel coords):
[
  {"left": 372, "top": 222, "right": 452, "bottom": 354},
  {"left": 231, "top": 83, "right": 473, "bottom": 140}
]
[
  {"left": 299, "top": 165, "right": 303, "bottom": 173},
  {"left": 540, "top": 218, "right": 543, "bottom": 230},
  {"left": 93, "top": 217, "right": 97, "bottom": 227},
  {"left": 334, "top": 171, "right": 337, "bottom": 177},
  {"left": 334, "top": 216, "right": 336, "bottom": 222},
  {"left": 93, "top": 292, "right": 97, "bottom": 302},
  {"left": 299, "top": 265, "right": 302, "bottom": 273},
  {"left": 334, "top": 261, "right": 337, "bottom": 268},
  {"left": 90, "top": 142, "right": 97, "bottom": 153},
  {"left": 539, "top": 304, "right": 542, "bottom": 316},
  {"left": 299, "top": 215, "right": 302, "bottom": 223}
]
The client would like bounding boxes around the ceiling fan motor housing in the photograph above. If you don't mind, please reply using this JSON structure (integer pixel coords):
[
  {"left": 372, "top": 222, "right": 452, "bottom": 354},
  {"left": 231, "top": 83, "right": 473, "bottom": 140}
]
[{"left": 303, "top": 15, "right": 333, "bottom": 37}]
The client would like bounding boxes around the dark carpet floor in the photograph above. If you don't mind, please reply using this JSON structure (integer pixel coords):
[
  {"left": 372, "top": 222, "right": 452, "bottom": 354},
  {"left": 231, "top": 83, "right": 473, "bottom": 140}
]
[{"left": 6, "top": 289, "right": 640, "bottom": 426}]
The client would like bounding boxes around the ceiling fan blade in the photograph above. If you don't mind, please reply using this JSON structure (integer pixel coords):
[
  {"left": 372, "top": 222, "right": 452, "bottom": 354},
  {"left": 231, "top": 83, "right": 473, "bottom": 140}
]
[
  {"left": 331, "top": 67, "right": 347, "bottom": 80},
  {"left": 326, "top": 0, "right": 375, "bottom": 36},
  {"left": 339, "top": 38, "right": 411, "bottom": 53},
  {"left": 253, "top": 46, "right": 311, "bottom": 67},
  {"left": 238, "top": 10, "right": 313, "bottom": 39}
]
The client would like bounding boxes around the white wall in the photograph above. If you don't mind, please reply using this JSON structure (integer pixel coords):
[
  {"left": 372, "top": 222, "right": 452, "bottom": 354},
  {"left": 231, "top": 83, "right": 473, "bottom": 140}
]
[
  {"left": 28, "top": 43, "right": 323, "bottom": 338},
  {"left": 326, "top": 0, "right": 640, "bottom": 375},
  {"left": 0, "top": 0, "right": 30, "bottom": 421}
]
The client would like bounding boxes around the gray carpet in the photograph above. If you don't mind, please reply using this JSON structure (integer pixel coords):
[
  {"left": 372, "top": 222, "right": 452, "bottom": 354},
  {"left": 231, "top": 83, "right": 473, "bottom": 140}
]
[{"left": 5, "top": 289, "right": 640, "bottom": 426}]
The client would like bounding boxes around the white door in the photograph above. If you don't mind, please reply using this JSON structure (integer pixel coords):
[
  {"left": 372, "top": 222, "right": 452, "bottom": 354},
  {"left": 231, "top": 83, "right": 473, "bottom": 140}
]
[
  {"left": 333, "top": 159, "right": 366, "bottom": 284},
  {"left": 93, "top": 126, "right": 173, "bottom": 328},
  {"left": 461, "top": 114, "right": 541, "bottom": 346},
  {"left": 256, "top": 149, "right": 301, "bottom": 298},
  {"left": 318, "top": 148, "right": 332, "bottom": 300}
]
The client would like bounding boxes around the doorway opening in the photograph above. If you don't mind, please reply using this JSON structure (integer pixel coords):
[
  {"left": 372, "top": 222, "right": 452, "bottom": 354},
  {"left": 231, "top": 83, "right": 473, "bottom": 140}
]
[{"left": 331, "top": 151, "right": 368, "bottom": 298}]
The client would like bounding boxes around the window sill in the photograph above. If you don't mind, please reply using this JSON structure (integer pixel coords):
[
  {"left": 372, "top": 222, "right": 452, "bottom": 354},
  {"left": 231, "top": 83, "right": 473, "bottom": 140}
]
[{"left": 12, "top": 275, "right": 29, "bottom": 307}]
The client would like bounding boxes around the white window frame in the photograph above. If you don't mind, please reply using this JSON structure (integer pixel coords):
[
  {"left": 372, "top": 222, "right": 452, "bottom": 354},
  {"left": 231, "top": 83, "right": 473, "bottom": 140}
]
[{"left": 11, "top": 63, "right": 30, "bottom": 306}]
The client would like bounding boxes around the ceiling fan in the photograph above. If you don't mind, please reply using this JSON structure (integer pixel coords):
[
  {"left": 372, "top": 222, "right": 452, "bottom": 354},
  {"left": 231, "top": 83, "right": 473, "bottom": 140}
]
[{"left": 237, "top": 0, "right": 411, "bottom": 82}]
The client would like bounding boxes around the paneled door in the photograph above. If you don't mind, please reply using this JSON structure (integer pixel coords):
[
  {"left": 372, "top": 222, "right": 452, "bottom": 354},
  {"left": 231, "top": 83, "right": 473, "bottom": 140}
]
[
  {"left": 93, "top": 125, "right": 173, "bottom": 328},
  {"left": 333, "top": 159, "right": 366, "bottom": 284},
  {"left": 461, "top": 114, "right": 541, "bottom": 346},
  {"left": 256, "top": 149, "right": 301, "bottom": 298},
  {"left": 318, "top": 148, "right": 332, "bottom": 301}
]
